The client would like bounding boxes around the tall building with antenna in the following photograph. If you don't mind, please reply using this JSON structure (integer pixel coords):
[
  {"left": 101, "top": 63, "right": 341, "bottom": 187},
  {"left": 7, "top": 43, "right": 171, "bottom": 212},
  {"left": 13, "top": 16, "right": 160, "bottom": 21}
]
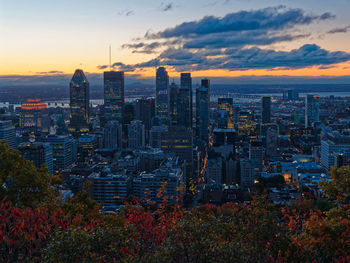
[{"left": 69, "top": 69, "right": 90, "bottom": 133}]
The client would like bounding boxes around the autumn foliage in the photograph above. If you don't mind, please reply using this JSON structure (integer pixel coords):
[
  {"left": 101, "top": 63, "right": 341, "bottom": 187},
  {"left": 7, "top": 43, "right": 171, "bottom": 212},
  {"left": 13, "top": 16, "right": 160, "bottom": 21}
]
[{"left": 0, "top": 142, "right": 350, "bottom": 262}]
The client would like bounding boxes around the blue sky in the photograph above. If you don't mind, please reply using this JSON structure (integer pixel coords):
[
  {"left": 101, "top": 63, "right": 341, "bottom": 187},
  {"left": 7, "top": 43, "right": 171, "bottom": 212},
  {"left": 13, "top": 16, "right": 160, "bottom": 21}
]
[{"left": 1, "top": 0, "right": 350, "bottom": 85}]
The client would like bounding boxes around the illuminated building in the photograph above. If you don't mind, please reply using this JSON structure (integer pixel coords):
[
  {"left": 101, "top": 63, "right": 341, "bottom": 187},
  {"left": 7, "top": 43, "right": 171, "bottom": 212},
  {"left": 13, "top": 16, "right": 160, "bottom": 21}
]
[
  {"left": 218, "top": 98, "right": 233, "bottom": 128},
  {"left": 77, "top": 135, "right": 97, "bottom": 162},
  {"left": 104, "top": 121, "right": 122, "bottom": 149},
  {"left": 104, "top": 71, "right": 124, "bottom": 124},
  {"left": 19, "top": 99, "right": 49, "bottom": 134},
  {"left": 179, "top": 73, "right": 192, "bottom": 128},
  {"left": 18, "top": 142, "right": 53, "bottom": 175},
  {"left": 128, "top": 120, "right": 145, "bottom": 149},
  {"left": 155, "top": 67, "right": 169, "bottom": 125},
  {"left": 261, "top": 96, "right": 271, "bottom": 124},
  {"left": 0, "top": 120, "right": 16, "bottom": 149},
  {"left": 69, "top": 69, "right": 90, "bottom": 133},
  {"left": 305, "top": 94, "right": 319, "bottom": 128},
  {"left": 196, "top": 79, "right": 210, "bottom": 143},
  {"left": 238, "top": 111, "right": 256, "bottom": 136}
]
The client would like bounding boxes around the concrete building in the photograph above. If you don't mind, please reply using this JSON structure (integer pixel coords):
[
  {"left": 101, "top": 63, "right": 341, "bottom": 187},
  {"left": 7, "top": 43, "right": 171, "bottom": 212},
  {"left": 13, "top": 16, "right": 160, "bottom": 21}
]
[
  {"left": 128, "top": 120, "right": 145, "bottom": 149},
  {"left": 321, "top": 131, "right": 350, "bottom": 170},
  {"left": 104, "top": 120, "right": 122, "bottom": 149},
  {"left": 0, "top": 120, "right": 16, "bottom": 149},
  {"left": 18, "top": 142, "right": 53, "bottom": 174}
]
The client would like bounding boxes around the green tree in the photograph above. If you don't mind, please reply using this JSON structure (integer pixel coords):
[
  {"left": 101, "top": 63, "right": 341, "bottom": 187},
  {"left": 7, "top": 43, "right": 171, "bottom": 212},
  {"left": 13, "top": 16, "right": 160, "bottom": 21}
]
[
  {"left": 320, "top": 166, "right": 350, "bottom": 203},
  {"left": 0, "top": 142, "right": 61, "bottom": 207}
]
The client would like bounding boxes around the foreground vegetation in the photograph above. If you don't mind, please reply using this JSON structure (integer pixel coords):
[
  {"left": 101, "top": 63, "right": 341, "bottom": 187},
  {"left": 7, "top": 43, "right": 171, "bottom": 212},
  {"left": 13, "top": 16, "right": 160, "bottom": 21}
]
[{"left": 0, "top": 142, "right": 349, "bottom": 262}]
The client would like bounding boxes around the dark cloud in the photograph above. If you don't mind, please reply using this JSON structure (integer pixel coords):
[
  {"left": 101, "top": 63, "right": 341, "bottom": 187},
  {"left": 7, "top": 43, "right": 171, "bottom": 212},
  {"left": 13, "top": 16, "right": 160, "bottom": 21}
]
[
  {"left": 328, "top": 25, "right": 350, "bottom": 34},
  {"left": 160, "top": 2, "right": 173, "bottom": 12},
  {"left": 122, "top": 42, "right": 163, "bottom": 54},
  {"left": 146, "top": 6, "right": 333, "bottom": 39},
  {"left": 97, "top": 62, "right": 135, "bottom": 72},
  {"left": 116, "top": 44, "right": 350, "bottom": 72},
  {"left": 183, "top": 31, "right": 310, "bottom": 49},
  {"left": 117, "top": 7, "right": 348, "bottom": 72}
]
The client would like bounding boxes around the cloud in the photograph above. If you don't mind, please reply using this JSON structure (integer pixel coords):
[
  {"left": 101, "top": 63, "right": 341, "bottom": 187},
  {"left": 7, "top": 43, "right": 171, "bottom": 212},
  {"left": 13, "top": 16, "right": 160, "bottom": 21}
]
[
  {"left": 146, "top": 6, "right": 333, "bottom": 39},
  {"left": 113, "top": 44, "right": 350, "bottom": 72},
  {"left": 36, "top": 71, "right": 65, "bottom": 75},
  {"left": 328, "top": 25, "right": 350, "bottom": 34},
  {"left": 97, "top": 62, "right": 135, "bottom": 72},
  {"left": 116, "top": 7, "right": 349, "bottom": 72},
  {"left": 122, "top": 42, "right": 163, "bottom": 54},
  {"left": 117, "top": 9, "right": 134, "bottom": 16},
  {"left": 160, "top": 2, "right": 173, "bottom": 12}
]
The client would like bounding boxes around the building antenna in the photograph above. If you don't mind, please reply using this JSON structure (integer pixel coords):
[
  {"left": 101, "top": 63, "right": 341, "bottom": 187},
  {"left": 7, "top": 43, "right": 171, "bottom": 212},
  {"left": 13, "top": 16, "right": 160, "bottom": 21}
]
[{"left": 109, "top": 45, "right": 112, "bottom": 71}]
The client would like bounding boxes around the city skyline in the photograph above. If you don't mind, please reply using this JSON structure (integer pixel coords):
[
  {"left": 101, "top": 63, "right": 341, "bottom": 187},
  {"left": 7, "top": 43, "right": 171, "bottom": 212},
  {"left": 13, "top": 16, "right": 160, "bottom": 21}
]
[{"left": 1, "top": 0, "right": 350, "bottom": 86}]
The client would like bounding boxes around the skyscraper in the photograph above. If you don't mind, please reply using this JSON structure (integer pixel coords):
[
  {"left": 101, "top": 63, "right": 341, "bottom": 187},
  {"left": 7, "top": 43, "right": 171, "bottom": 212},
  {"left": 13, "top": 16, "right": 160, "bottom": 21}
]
[
  {"left": 249, "top": 140, "right": 263, "bottom": 177},
  {"left": 155, "top": 67, "right": 169, "bottom": 125},
  {"left": 104, "top": 71, "right": 124, "bottom": 124},
  {"left": 305, "top": 94, "right": 320, "bottom": 128},
  {"left": 261, "top": 96, "right": 271, "bottom": 124},
  {"left": 196, "top": 79, "right": 210, "bottom": 143},
  {"left": 218, "top": 98, "right": 233, "bottom": 128},
  {"left": 69, "top": 69, "right": 90, "bottom": 133},
  {"left": 179, "top": 73, "right": 192, "bottom": 128},
  {"left": 169, "top": 82, "right": 179, "bottom": 126}
]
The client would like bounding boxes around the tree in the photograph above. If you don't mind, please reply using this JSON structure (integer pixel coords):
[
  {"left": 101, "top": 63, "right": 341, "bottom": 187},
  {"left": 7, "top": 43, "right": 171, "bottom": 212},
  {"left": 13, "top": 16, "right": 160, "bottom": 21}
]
[
  {"left": 320, "top": 166, "right": 350, "bottom": 203},
  {"left": 0, "top": 142, "right": 61, "bottom": 208}
]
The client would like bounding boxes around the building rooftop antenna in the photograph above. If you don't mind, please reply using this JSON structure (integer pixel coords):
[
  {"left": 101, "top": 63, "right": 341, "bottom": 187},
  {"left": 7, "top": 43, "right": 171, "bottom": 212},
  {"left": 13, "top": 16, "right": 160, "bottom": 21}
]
[{"left": 109, "top": 45, "right": 112, "bottom": 71}]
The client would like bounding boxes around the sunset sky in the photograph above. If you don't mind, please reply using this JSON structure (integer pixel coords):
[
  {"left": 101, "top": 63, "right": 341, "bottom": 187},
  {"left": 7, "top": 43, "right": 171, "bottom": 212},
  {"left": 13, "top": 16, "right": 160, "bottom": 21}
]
[{"left": 1, "top": 0, "right": 350, "bottom": 84}]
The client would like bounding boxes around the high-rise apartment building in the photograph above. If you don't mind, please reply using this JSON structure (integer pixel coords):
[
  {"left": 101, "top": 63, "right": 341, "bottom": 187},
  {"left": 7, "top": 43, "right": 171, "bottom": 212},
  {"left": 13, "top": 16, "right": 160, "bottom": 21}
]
[
  {"left": 104, "top": 71, "right": 124, "bottom": 124},
  {"left": 305, "top": 94, "right": 320, "bottom": 128},
  {"left": 261, "top": 96, "right": 271, "bottom": 124},
  {"left": 69, "top": 69, "right": 90, "bottom": 132}
]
